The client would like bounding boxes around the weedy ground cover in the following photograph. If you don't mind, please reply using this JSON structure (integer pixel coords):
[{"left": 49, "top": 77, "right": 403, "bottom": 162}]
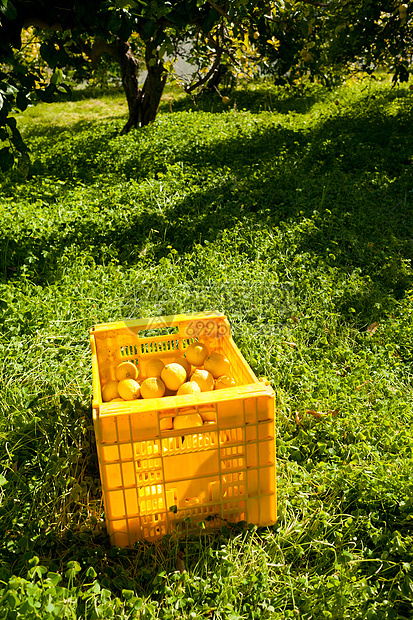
[{"left": 0, "top": 76, "right": 412, "bottom": 619}]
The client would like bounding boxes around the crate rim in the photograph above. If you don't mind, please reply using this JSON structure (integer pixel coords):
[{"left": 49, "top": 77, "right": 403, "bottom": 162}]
[
  {"left": 90, "top": 311, "right": 227, "bottom": 335},
  {"left": 93, "top": 381, "right": 275, "bottom": 419}
]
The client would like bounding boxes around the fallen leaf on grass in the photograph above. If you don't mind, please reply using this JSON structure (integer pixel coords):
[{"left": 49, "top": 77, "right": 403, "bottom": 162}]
[
  {"left": 367, "top": 321, "right": 378, "bottom": 334},
  {"left": 336, "top": 365, "right": 351, "bottom": 377},
  {"left": 305, "top": 410, "right": 329, "bottom": 419},
  {"left": 295, "top": 409, "right": 340, "bottom": 424},
  {"left": 356, "top": 380, "right": 370, "bottom": 390},
  {"left": 283, "top": 341, "right": 298, "bottom": 348},
  {"left": 306, "top": 409, "right": 340, "bottom": 418}
]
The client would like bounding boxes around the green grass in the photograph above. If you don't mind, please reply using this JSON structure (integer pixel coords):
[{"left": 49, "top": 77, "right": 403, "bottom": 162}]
[{"left": 0, "top": 76, "right": 412, "bottom": 619}]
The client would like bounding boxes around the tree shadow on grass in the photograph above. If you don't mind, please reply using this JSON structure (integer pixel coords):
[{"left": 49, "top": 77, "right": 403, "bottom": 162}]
[
  {"left": 21, "top": 115, "right": 125, "bottom": 140},
  {"left": 21, "top": 114, "right": 124, "bottom": 143},
  {"left": 160, "top": 79, "right": 412, "bottom": 115},
  {"left": 160, "top": 83, "right": 330, "bottom": 116},
  {"left": 2, "top": 86, "right": 413, "bottom": 324}
]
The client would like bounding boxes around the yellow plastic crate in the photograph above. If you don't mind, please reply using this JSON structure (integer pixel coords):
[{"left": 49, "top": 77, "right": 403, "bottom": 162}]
[{"left": 90, "top": 311, "right": 276, "bottom": 546}]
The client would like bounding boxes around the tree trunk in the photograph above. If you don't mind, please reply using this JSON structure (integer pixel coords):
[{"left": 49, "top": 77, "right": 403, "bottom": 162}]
[
  {"left": 140, "top": 39, "right": 168, "bottom": 126},
  {"left": 87, "top": 38, "right": 167, "bottom": 133},
  {"left": 118, "top": 39, "right": 167, "bottom": 134}
]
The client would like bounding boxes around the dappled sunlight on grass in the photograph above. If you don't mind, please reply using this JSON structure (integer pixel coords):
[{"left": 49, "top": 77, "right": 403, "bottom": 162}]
[{"left": 18, "top": 94, "right": 128, "bottom": 137}]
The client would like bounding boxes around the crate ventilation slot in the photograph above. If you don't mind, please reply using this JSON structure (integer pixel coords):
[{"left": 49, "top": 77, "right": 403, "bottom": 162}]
[
  {"left": 140, "top": 340, "right": 179, "bottom": 355},
  {"left": 120, "top": 345, "right": 139, "bottom": 357}
]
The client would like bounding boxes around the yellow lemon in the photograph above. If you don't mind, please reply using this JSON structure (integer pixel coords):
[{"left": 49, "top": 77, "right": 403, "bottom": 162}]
[
  {"left": 190, "top": 369, "right": 214, "bottom": 392},
  {"left": 173, "top": 413, "right": 203, "bottom": 429},
  {"left": 199, "top": 407, "right": 216, "bottom": 422},
  {"left": 145, "top": 358, "right": 165, "bottom": 378},
  {"left": 160, "top": 417, "right": 173, "bottom": 430},
  {"left": 184, "top": 341, "right": 209, "bottom": 367},
  {"left": 118, "top": 378, "right": 141, "bottom": 400},
  {"left": 140, "top": 377, "right": 166, "bottom": 399},
  {"left": 215, "top": 375, "right": 236, "bottom": 390},
  {"left": 115, "top": 361, "right": 138, "bottom": 382},
  {"left": 102, "top": 380, "right": 120, "bottom": 402},
  {"left": 177, "top": 381, "right": 201, "bottom": 395},
  {"left": 174, "top": 356, "right": 191, "bottom": 379},
  {"left": 204, "top": 351, "right": 231, "bottom": 379},
  {"left": 161, "top": 363, "right": 187, "bottom": 391}
]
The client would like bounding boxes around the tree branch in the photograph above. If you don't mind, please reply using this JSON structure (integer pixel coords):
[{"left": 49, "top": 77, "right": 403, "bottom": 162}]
[
  {"left": 184, "top": 46, "right": 223, "bottom": 93},
  {"left": 184, "top": 29, "right": 224, "bottom": 93},
  {"left": 207, "top": 0, "right": 229, "bottom": 20}
]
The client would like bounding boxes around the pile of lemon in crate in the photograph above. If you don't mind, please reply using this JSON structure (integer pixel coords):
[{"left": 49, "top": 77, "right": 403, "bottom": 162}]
[{"left": 101, "top": 342, "right": 236, "bottom": 404}]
